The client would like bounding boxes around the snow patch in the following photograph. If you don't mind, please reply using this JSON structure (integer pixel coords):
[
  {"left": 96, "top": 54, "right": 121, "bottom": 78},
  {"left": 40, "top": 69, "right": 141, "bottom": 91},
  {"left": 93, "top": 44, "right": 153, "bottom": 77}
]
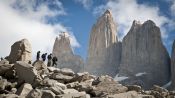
[
  {"left": 114, "top": 74, "right": 129, "bottom": 81},
  {"left": 135, "top": 72, "right": 147, "bottom": 77},
  {"left": 162, "top": 81, "right": 172, "bottom": 88}
]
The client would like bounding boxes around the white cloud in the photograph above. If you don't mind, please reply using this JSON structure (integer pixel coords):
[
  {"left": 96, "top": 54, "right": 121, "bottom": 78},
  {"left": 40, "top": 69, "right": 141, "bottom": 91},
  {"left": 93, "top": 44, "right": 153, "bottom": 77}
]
[
  {"left": 0, "top": 0, "right": 80, "bottom": 59},
  {"left": 93, "top": 0, "right": 170, "bottom": 41},
  {"left": 170, "top": 0, "right": 175, "bottom": 16},
  {"left": 74, "top": 0, "right": 93, "bottom": 10}
]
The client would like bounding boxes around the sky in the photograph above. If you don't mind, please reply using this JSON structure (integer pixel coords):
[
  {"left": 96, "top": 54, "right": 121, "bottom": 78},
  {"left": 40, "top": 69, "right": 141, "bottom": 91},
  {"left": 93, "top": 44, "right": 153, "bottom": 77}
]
[{"left": 0, "top": 0, "right": 174, "bottom": 60}]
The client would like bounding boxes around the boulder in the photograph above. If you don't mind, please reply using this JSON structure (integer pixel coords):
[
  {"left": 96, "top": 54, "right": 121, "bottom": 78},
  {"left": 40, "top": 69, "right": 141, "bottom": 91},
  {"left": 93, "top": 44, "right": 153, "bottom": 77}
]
[
  {"left": 60, "top": 68, "right": 75, "bottom": 76},
  {"left": 55, "top": 91, "right": 90, "bottom": 98},
  {"left": 26, "top": 89, "right": 42, "bottom": 98},
  {"left": 108, "top": 91, "right": 139, "bottom": 98},
  {"left": 52, "top": 32, "right": 84, "bottom": 73},
  {"left": 41, "top": 78, "right": 67, "bottom": 90},
  {"left": 33, "top": 60, "right": 47, "bottom": 71},
  {"left": 0, "top": 64, "right": 13, "bottom": 76},
  {"left": 0, "top": 59, "right": 9, "bottom": 64},
  {"left": 47, "top": 67, "right": 60, "bottom": 72},
  {"left": 126, "top": 85, "right": 142, "bottom": 92},
  {"left": 119, "top": 20, "right": 171, "bottom": 89},
  {"left": 70, "top": 72, "right": 95, "bottom": 83},
  {"left": 86, "top": 9, "right": 121, "bottom": 77},
  {"left": 14, "top": 61, "right": 39, "bottom": 84},
  {"left": 0, "top": 94, "right": 19, "bottom": 98},
  {"left": 49, "top": 86, "right": 64, "bottom": 95},
  {"left": 16, "top": 83, "right": 33, "bottom": 96},
  {"left": 90, "top": 75, "right": 128, "bottom": 97},
  {"left": 50, "top": 73, "right": 73, "bottom": 83},
  {"left": 6, "top": 39, "right": 32, "bottom": 64},
  {"left": 41, "top": 90, "right": 55, "bottom": 98}
]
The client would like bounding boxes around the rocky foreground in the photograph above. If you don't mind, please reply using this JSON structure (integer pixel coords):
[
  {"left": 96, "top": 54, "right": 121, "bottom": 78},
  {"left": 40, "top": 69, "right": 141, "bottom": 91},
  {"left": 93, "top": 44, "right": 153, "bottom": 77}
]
[{"left": 0, "top": 59, "right": 175, "bottom": 98}]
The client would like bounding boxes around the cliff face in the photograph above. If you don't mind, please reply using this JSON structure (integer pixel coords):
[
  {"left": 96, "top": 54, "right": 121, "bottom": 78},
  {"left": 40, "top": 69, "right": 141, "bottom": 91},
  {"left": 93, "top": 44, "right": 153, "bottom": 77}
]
[
  {"left": 118, "top": 20, "right": 171, "bottom": 89},
  {"left": 171, "top": 40, "right": 175, "bottom": 88},
  {"left": 52, "top": 32, "right": 84, "bottom": 73},
  {"left": 86, "top": 10, "right": 121, "bottom": 77}
]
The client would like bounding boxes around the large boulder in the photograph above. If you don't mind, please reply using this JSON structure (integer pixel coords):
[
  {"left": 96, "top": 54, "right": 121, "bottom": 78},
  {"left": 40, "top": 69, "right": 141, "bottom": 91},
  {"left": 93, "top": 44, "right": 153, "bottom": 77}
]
[
  {"left": 86, "top": 9, "right": 121, "bottom": 77},
  {"left": 14, "top": 61, "right": 40, "bottom": 84},
  {"left": 171, "top": 40, "right": 175, "bottom": 89},
  {"left": 52, "top": 32, "right": 84, "bottom": 73},
  {"left": 108, "top": 91, "right": 140, "bottom": 98},
  {"left": 0, "top": 64, "right": 13, "bottom": 76},
  {"left": 6, "top": 39, "right": 32, "bottom": 64},
  {"left": 16, "top": 83, "right": 33, "bottom": 97},
  {"left": 90, "top": 75, "right": 128, "bottom": 97},
  {"left": 118, "top": 20, "right": 171, "bottom": 89}
]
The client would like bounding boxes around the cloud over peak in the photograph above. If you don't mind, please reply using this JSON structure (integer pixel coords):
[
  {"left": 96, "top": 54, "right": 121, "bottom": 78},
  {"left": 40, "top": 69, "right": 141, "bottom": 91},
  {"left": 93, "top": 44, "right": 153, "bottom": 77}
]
[
  {"left": 0, "top": 0, "right": 80, "bottom": 58},
  {"left": 93, "top": 0, "right": 172, "bottom": 41}
]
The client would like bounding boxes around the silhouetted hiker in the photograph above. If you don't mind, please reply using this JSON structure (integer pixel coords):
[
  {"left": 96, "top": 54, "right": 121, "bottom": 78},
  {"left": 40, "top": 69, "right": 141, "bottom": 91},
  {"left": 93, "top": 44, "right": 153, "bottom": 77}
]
[
  {"left": 52, "top": 56, "right": 58, "bottom": 67},
  {"left": 0, "top": 57, "right": 3, "bottom": 61},
  {"left": 36, "top": 51, "right": 41, "bottom": 60},
  {"left": 47, "top": 54, "right": 52, "bottom": 67},
  {"left": 41, "top": 53, "right": 47, "bottom": 61}
]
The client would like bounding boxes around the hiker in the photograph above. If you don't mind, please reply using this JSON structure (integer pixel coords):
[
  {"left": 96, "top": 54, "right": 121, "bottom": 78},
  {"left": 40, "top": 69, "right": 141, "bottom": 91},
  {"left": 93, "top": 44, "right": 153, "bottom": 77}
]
[
  {"left": 36, "top": 51, "right": 41, "bottom": 60},
  {"left": 47, "top": 54, "right": 52, "bottom": 67},
  {"left": 41, "top": 53, "right": 47, "bottom": 61},
  {"left": 0, "top": 57, "right": 3, "bottom": 61},
  {"left": 52, "top": 56, "right": 58, "bottom": 67}
]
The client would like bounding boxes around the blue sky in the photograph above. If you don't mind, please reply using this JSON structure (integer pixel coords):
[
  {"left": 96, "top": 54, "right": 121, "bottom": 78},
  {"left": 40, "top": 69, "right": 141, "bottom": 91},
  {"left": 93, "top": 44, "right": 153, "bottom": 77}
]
[{"left": 0, "top": 0, "right": 174, "bottom": 60}]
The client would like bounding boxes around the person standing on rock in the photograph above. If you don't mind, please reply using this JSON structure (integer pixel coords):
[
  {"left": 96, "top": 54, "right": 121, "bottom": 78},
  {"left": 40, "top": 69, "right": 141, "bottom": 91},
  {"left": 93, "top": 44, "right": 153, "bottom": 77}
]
[
  {"left": 52, "top": 56, "right": 58, "bottom": 67},
  {"left": 47, "top": 54, "right": 52, "bottom": 67},
  {"left": 36, "top": 51, "right": 41, "bottom": 60},
  {"left": 41, "top": 53, "right": 47, "bottom": 61}
]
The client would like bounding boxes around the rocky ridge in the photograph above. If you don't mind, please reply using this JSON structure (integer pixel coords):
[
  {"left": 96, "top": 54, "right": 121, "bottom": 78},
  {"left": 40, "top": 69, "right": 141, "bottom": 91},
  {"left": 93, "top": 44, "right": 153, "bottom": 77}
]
[
  {"left": 0, "top": 59, "right": 175, "bottom": 98},
  {"left": 52, "top": 32, "right": 84, "bottom": 73}
]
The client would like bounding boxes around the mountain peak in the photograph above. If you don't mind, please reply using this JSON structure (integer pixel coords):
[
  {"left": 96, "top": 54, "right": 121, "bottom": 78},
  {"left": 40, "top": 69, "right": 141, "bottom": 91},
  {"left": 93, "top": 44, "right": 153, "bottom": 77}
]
[{"left": 103, "top": 9, "right": 112, "bottom": 16}]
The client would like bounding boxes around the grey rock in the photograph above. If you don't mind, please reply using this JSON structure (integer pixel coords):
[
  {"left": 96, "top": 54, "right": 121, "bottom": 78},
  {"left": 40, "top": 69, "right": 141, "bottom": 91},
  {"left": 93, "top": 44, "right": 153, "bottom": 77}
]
[
  {"left": 0, "top": 94, "right": 19, "bottom": 98},
  {"left": 86, "top": 9, "right": 121, "bottom": 77},
  {"left": 90, "top": 75, "right": 128, "bottom": 97},
  {"left": 14, "top": 61, "right": 39, "bottom": 84},
  {"left": 26, "top": 89, "right": 42, "bottom": 98},
  {"left": 56, "top": 91, "right": 89, "bottom": 98},
  {"left": 16, "top": 83, "right": 33, "bottom": 96},
  {"left": 108, "top": 91, "right": 140, "bottom": 98},
  {"left": 52, "top": 32, "right": 84, "bottom": 73},
  {"left": 41, "top": 90, "right": 55, "bottom": 98},
  {"left": 126, "top": 85, "right": 142, "bottom": 92},
  {"left": 0, "top": 64, "right": 13, "bottom": 76},
  {"left": 119, "top": 20, "right": 171, "bottom": 89},
  {"left": 0, "top": 59, "right": 9, "bottom": 64},
  {"left": 60, "top": 68, "right": 75, "bottom": 76},
  {"left": 49, "top": 86, "right": 64, "bottom": 95},
  {"left": 50, "top": 73, "right": 73, "bottom": 83},
  {"left": 5, "top": 39, "right": 32, "bottom": 64}
]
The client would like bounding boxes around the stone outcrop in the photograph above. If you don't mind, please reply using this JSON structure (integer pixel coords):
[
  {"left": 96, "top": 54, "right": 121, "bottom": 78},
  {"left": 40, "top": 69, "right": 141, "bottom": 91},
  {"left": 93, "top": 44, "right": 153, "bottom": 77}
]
[
  {"left": 5, "top": 39, "right": 32, "bottom": 64},
  {"left": 14, "top": 61, "right": 40, "bottom": 84},
  {"left": 0, "top": 59, "right": 175, "bottom": 98},
  {"left": 171, "top": 40, "right": 175, "bottom": 88},
  {"left": 52, "top": 32, "right": 84, "bottom": 73},
  {"left": 118, "top": 20, "right": 171, "bottom": 89},
  {"left": 86, "top": 9, "right": 121, "bottom": 77}
]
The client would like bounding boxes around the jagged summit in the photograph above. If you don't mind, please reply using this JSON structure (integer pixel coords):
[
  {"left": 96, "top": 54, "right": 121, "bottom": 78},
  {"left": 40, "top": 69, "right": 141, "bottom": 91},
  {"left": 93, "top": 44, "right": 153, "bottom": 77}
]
[
  {"left": 52, "top": 32, "right": 84, "bottom": 72},
  {"left": 104, "top": 9, "right": 112, "bottom": 15},
  {"left": 86, "top": 8, "right": 121, "bottom": 77}
]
